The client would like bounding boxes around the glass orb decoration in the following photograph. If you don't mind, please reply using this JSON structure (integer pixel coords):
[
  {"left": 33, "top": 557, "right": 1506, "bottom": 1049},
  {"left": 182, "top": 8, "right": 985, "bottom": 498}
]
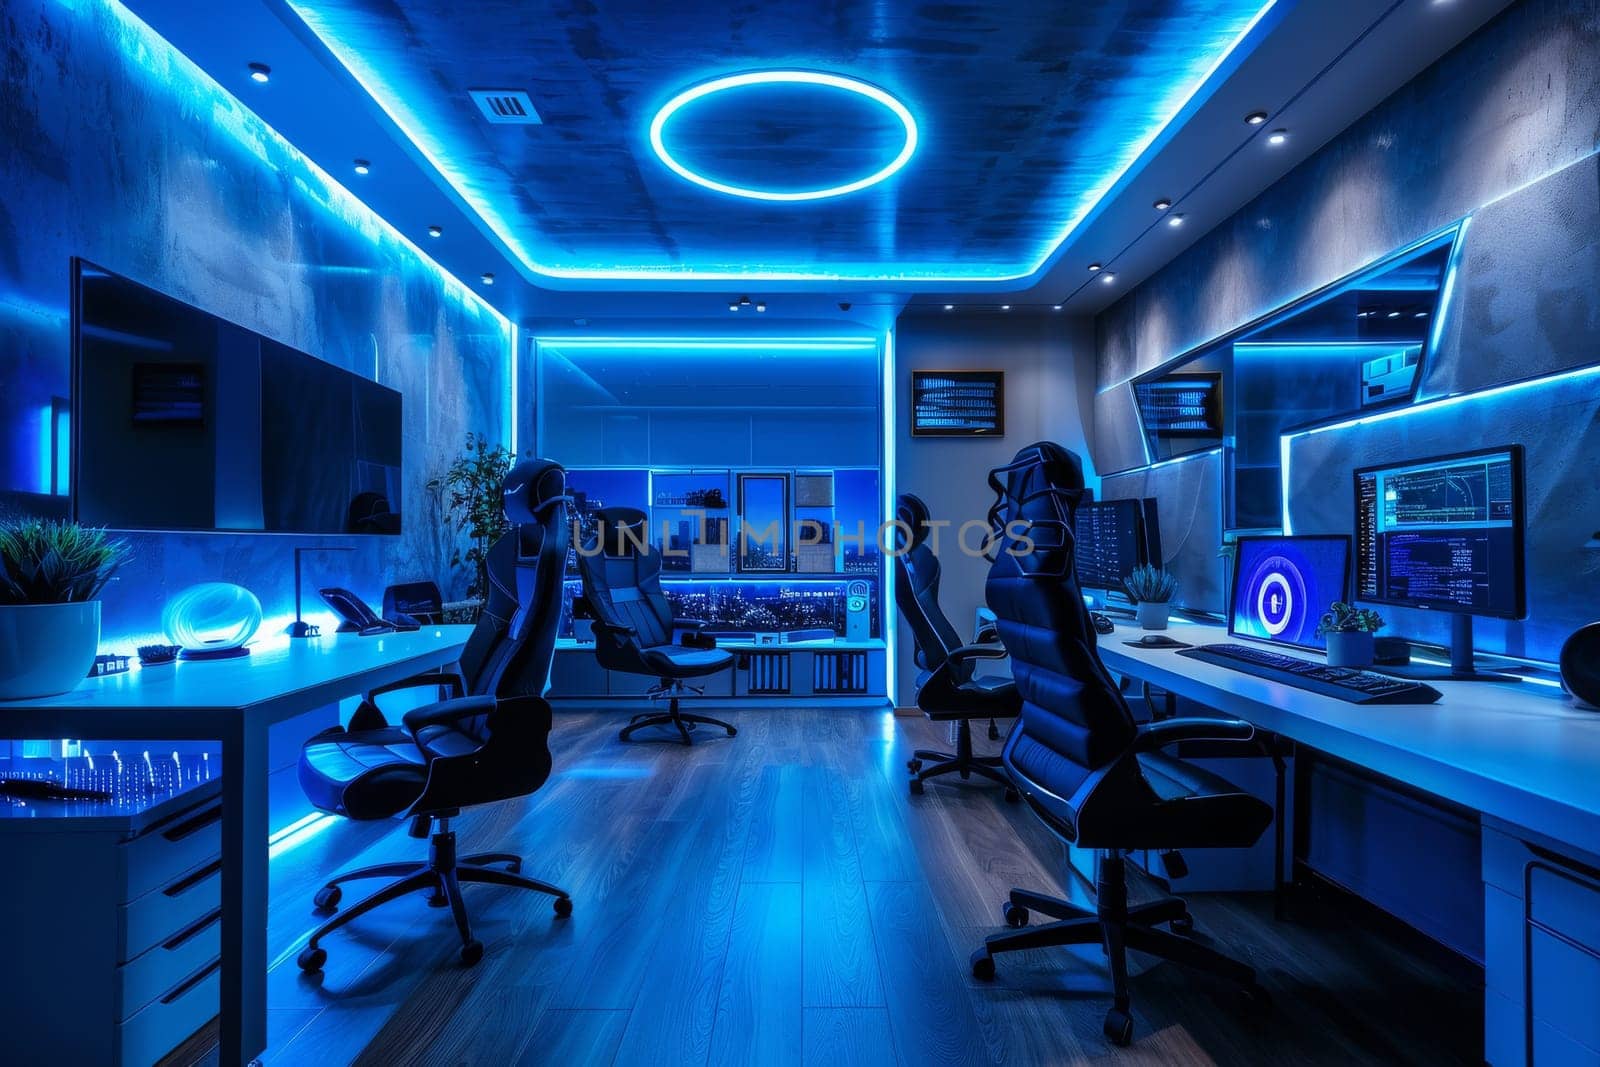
[{"left": 163, "top": 582, "right": 263, "bottom": 660}]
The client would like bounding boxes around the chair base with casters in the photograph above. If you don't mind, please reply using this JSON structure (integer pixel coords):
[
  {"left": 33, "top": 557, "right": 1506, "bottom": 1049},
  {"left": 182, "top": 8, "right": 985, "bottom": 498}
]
[
  {"left": 620, "top": 679, "right": 737, "bottom": 746},
  {"left": 970, "top": 852, "right": 1269, "bottom": 1046},
  {"left": 906, "top": 716, "right": 1017, "bottom": 801},
  {"left": 294, "top": 693, "right": 569, "bottom": 972},
  {"left": 297, "top": 813, "right": 572, "bottom": 970}
]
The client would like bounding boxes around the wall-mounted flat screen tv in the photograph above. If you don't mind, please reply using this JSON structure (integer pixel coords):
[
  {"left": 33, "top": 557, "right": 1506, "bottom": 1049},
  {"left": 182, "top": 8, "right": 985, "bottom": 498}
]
[{"left": 72, "top": 260, "right": 402, "bottom": 534}]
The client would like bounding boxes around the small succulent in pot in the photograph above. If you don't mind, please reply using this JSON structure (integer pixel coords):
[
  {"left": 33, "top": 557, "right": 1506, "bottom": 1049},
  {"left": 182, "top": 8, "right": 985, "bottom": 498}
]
[
  {"left": 1125, "top": 565, "right": 1179, "bottom": 631},
  {"left": 1315, "top": 602, "right": 1385, "bottom": 636},
  {"left": 1316, "top": 602, "right": 1385, "bottom": 668}
]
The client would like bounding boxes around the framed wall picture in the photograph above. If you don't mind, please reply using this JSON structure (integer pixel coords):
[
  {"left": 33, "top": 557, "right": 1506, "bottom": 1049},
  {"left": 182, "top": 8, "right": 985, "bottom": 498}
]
[
  {"left": 737, "top": 473, "right": 790, "bottom": 572},
  {"left": 911, "top": 370, "right": 1004, "bottom": 437}
]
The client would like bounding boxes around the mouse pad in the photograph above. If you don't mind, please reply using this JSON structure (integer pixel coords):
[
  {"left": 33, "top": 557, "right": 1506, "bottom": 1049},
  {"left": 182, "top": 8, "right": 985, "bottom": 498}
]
[{"left": 1123, "top": 636, "right": 1192, "bottom": 650}]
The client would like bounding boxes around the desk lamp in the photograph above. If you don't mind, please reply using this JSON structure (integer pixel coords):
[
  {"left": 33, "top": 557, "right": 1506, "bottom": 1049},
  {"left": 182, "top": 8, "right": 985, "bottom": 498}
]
[{"left": 287, "top": 546, "right": 355, "bottom": 638}]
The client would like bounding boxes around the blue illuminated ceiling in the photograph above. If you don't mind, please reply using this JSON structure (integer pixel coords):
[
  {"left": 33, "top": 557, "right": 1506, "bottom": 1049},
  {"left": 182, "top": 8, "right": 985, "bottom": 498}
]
[{"left": 278, "top": 0, "right": 1277, "bottom": 286}]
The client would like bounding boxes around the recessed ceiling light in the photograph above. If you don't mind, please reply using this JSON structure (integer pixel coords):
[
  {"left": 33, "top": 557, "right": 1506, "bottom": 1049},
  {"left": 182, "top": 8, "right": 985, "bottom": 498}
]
[
  {"left": 1245, "top": 110, "right": 1268, "bottom": 125},
  {"left": 728, "top": 301, "right": 740, "bottom": 312},
  {"left": 427, "top": 225, "right": 442, "bottom": 238},
  {"left": 481, "top": 273, "right": 495, "bottom": 286},
  {"left": 1053, "top": 304, "right": 1063, "bottom": 311},
  {"left": 1387, "top": 310, "right": 1401, "bottom": 318},
  {"left": 1414, "top": 311, "right": 1429, "bottom": 318},
  {"left": 1001, "top": 305, "right": 1012, "bottom": 311},
  {"left": 1267, "top": 129, "right": 1288, "bottom": 146},
  {"left": 756, "top": 302, "right": 767, "bottom": 313},
  {"left": 353, "top": 159, "right": 371, "bottom": 175},
  {"left": 248, "top": 63, "right": 271, "bottom": 83},
  {"left": 944, "top": 304, "right": 955, "bottom": 311},
  {"left": 1153, "top": 199, "right": 1172, "bottom": 211},
  {"left": 1088, "top": 263, "right": 1102, "bottom": 272},
  {"left": 1167, "top": 214, "right": 1185, "bottom": 227},
  {"left": 1101, "top": 272, "right": 1116, "bottom": 285}
]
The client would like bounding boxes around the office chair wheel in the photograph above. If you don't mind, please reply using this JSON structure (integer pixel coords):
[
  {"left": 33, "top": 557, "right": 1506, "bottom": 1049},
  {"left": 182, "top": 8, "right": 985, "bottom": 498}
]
[
  {"left": 1103, "top": 1008, "right": 1134, "bottom": 1046},
  {"left": 429, "top": 889, "right": 449, "bottom": 908},
  {"left": 313, "top": 885, "right": 341, "bottom": 912},
  {"left": 1002, "top": 901, "right": 1029, "bottom": 928},
  {"left": 553, "top": 895, "right": 573, "bottom": 917},
  {"left": 296, "top": 945, "right": 327, "bottom": 972},
  {"left": 970, "top": 948, "right": 996, "bottom": 980},
  {"left": 909, "top": 778, "right": 924, "bottom": 796},
  {"left": 459, "top": 939, "right": 484, "bottom": 966},
  {"left": 1170, "top": 912, "right": 1194, "bottom": 936},
  {"left": 727, "top": 725, "right": 738, "bottom": 736},
  {"left": 906, "top": 758, "right": 922, "bottom": 773},
  {"left": 1003, "top": 787, "right": 1020, "bottom": 804}
]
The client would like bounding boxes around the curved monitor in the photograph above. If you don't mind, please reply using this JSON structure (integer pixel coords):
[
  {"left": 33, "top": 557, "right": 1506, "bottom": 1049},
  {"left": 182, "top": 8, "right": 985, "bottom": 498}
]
[{"left": 1228, "top": 535, "right": 1353, "bottom": 652}]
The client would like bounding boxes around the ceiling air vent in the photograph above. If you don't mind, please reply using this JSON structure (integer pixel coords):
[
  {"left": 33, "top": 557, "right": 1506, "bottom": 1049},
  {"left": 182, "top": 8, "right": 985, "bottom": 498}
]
[{"left": 469, "top": 89, "right": 542, "bottom": 125}]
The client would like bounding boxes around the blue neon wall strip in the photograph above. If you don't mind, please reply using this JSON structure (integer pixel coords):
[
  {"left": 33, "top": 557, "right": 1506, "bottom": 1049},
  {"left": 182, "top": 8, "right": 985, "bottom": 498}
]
[
  {"left": 1279, "top": 361, "right": 1600, "bottom": 532},
  {"left": 882, "top": 327, "right": 897, "bottom": 703}
]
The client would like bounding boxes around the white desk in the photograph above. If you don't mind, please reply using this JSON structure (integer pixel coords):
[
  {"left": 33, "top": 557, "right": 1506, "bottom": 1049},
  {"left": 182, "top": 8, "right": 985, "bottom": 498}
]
[
  {"left": 1097, "top": 618, "right": 1600, "bottom": 1066},
  {"left": 0, "top": 626, "right": 474, "bottom": 1066},
  {"left": 1096, "top": 619, "right": 1600, "bottom": 856}
]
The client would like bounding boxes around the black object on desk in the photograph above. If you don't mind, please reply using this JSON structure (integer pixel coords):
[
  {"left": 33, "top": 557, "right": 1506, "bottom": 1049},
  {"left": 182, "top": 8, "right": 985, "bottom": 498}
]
[
  {"left": 0, "top": 778, "right": 113, "bottom": 801},
  {"left": 1179, "top": 643, "right": 1443, "bottom": 704},
  {"left": 1090, "top": 611, "right": 1115, "bottom": 635},
  {"left": 1124, "top": 634, "right": 1191, "bottom": 649},
  {"left": 288, "top": 546, "right": 355, "bottom": 637}
]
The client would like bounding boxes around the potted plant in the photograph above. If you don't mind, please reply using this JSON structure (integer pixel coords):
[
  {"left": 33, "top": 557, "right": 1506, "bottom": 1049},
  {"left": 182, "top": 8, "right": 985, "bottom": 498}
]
[
  {"left": 1317, "top": 602, "right": 1385, "bottom": 668},
  {"left": 1126, "top": 565, "right": 1179, "bottom": 631},
  {"left": 0, "top": 519, "right": 131, "bottom": 699},
  {"left": 428, "top": 433, "right": 516, "bottom": 606}
]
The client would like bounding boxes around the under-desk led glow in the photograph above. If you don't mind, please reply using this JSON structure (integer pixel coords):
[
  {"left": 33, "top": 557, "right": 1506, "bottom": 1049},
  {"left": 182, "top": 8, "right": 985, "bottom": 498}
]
[{"left": 649, "top": 71, "right": 918, "bottom": 202}]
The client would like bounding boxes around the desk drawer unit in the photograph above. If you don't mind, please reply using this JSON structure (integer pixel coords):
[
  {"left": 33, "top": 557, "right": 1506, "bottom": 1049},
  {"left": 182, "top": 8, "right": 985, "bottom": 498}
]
[
  {"left": 1483, "top": 823, "right": 1600, "bottom": 1066},
  {"left": 0, "top": 780, "right": 222, "bottom": 1066}
]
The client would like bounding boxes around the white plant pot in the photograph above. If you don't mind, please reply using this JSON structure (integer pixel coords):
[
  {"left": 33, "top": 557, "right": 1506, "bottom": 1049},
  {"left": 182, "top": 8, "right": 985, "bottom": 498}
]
[
  {"left": 1136, "top": 601, "right": 1171, "bottom": 631},
  {"left": 0, "top": 601, "right": 102, "bottom": 700}
]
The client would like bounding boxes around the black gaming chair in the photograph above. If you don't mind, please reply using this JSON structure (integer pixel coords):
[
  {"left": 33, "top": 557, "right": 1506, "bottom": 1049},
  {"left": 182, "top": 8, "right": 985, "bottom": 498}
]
[
  {"left": 294, "top": 458, "right": 574, "bottom": 970},
  {"left": 969, "top": 442, "right": 1273, "bottom": 1046},
  {"left": 577, "top": 505, "right": 737, "bottom": 745},
  {"left": 893, "top": 493, "right": 1020, "bottom": 799}
]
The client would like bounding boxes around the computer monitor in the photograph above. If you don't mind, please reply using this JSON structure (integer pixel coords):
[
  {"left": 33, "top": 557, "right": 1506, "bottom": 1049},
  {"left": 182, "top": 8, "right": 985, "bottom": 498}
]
[
  {"left": 1228, "top": 535, "right": 1352, "bottom": 652},
  {"left": 1353, "top": 445, "right": 1526, "bottom": 682},
  {"left": 1074, "top": 499, "right": 1145, "bottom": 601}
]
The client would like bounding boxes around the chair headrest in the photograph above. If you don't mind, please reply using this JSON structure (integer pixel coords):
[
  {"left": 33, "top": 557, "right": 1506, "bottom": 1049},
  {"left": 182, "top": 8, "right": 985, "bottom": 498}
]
[
  {"left": 593, "top": 505, "right": 650, "bottom": 557},
  {"left": 895, "top": 493, "right": 933, "bottom": 551},
  {"left": 988, "top": 441, "right": 1086, "bottom": 527},
  {"left": 502, "top": 459, "right": 567, "bottom": 524}
]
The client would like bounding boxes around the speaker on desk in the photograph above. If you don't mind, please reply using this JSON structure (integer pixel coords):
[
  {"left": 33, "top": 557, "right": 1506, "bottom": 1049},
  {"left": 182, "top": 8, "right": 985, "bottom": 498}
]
[
  {"left": 845, "top": 580, "right": 871, "bottom": 643},
  {"left": 1560, "top": 623, "right": 1600, "bottom": 710}
]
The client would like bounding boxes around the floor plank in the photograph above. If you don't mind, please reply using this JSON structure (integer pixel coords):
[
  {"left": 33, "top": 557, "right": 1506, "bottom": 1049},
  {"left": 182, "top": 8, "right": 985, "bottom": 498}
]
[
  {"left": 708, "top": 882, "right": 803, "bottom": 1067},
  {"left": 258, "top": 707, "right": 1483, "bottom": 1066}
]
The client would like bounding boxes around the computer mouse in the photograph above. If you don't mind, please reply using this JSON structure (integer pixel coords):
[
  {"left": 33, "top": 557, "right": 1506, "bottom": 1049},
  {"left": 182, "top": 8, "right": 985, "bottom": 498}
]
[
  {"left": 1090, "top": 612, "right": 1115, "bottom": 635},
  {"left": 1138, "top": 634, "right": 1172, "bottom": 647}
]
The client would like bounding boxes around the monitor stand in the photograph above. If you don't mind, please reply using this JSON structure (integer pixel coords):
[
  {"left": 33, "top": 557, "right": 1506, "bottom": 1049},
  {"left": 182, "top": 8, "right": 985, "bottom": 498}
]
[{"left": 1375, "top": 614, "right": 1522, "bottom": 683}]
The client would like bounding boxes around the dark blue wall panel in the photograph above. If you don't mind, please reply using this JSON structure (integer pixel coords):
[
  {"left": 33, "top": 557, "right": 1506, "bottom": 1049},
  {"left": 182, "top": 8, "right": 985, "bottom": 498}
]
[
  {"left": 1093, "top": 0, "right": 1600, "bottom": 659},
  {"left": 0, "top": 0, "right": 512, "bottom": 646}
]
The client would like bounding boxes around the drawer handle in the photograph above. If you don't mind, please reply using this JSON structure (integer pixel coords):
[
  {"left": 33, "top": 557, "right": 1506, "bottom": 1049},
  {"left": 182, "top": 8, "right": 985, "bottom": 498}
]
[
  {"left": 161, "top": 958, "right": 221, "bottom": 1005},
  {"left": 161, "top": 803, "right": 223, "bottom": 843},
  {"left": 163, "top": 907, "right": 222, "bottom": 952},
  {"left": 164, "top": 858, "right": 223, "bottom": 898},
  {"left": 1528, "top": 844, "right": 1600, "bottom": 887}
]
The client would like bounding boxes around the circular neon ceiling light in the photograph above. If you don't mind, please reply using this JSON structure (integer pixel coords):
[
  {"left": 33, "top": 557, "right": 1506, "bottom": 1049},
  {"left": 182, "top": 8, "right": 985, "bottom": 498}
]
[{"left": 649, "top": 70, "right": 918, "bottom": 202}]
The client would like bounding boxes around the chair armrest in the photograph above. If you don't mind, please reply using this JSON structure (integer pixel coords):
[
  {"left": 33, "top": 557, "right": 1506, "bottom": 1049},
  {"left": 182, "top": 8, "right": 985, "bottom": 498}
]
[
  {"left": 402, "top": 694, "right": 498, "bottom": 737},
  {"left": 1134, "top": 717, "right": 1255, "bottom": 751},
  {"left": 672, "top": 618, "right": 709, "bottom": 631},
  {"left": 367, "top": 671, "right": 465, "bottom": 702},
  {"left": 590, "top": 619, "right": 638, "bottom": 637},
  {"left": 947, "top": 642, "right": 1009, "bottom": 663}
]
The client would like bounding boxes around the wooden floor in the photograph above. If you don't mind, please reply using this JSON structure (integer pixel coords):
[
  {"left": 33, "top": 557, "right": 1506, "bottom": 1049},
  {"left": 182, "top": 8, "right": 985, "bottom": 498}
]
[{"left": 234, "top": 707, "right": 1481, "bottom": 1065}]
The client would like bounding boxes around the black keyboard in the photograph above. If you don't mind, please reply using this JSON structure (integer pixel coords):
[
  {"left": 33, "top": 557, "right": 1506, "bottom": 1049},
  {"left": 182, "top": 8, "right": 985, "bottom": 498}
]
[{"left": 1177, "top": 644, "right": 1442, "bottom": 705}]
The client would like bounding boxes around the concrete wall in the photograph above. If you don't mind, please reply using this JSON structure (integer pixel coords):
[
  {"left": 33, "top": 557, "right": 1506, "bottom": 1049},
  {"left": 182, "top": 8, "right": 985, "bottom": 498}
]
[
  {"left": 0, "top": 0, "right": 512, "bottom": 645},
  {"left": 893, "top": 313, "right": 1096, "bottom": 702},
  {"left": 1092, "top": 0, "right": 1600, "bottom": 661}
]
